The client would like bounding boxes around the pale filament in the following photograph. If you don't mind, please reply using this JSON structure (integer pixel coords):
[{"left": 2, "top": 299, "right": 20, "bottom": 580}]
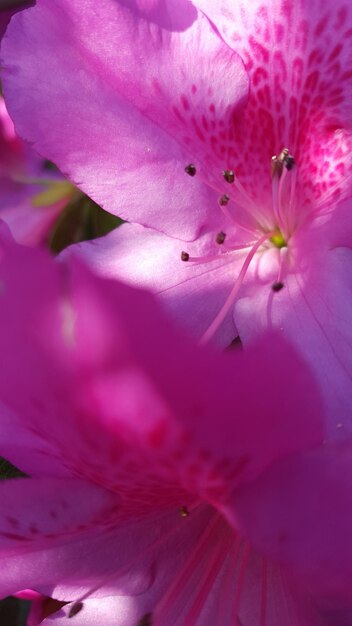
[
  {"left": 278, "top": 166, "right": 288, "bottom": 233},
  {"left": 275, "top": 245, "right": 287, "bottom": 286},
  {"left": 200, "top": 232, "right": 274, "bottom": 345},
  {"left": 287, "top": 165, "right": 298, "bottom": 234},
  {"left": 186, "top": 243, "right": 257, "bottom": 264},
  {"left": 219, "top": 202, "right": 262, "bottom": 237}
]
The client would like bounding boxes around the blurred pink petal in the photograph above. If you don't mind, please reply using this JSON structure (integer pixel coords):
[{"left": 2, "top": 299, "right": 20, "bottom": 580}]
[
  {"left": 1, "top": 0, "right": 248, "bottom": 240},
  {"left": 0, "top": 97, "right": 74, "bottom": 245},
  {"left": 0, "top": 239, "right": 327, "bottom": 623},
  {"left": 233, "top": 440, "right": 352, "bottom": 610}
]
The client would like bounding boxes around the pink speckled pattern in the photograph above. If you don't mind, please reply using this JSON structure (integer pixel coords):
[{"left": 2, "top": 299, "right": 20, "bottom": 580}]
[{"left": 193, "top": 0, "right": 352, "bottom": 227}]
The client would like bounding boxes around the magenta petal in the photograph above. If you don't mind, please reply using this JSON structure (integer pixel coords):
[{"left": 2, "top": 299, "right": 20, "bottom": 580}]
[
  {"left": 0, "top": 241, "right": 323, "bottom": 507},
  {"left": 234, "top": 246, "right": 352, "bottom": 437},
  {"left": 1, "top": 0, "right": 248, "bottom": 239},
  {"left": 0, "top": 97, "right": 71, "bottom": 246},
  {"left": 0, "top": 477, "right": 116, "bottom": 596},
  {"left": 194, "top": 0, "right": 352, "bottom": 206},
  {"left": 233, "top": 441, "right": 352, "bottom": 607}
]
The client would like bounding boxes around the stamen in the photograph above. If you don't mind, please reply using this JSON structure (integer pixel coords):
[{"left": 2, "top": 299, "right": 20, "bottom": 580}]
[
  {"left": 287, "top": 165, "right": 298, "bottom": 233},
  {"left": 179, "top": 243, "right": 256, "bottom": 265},
  {"left": 271, "top": 155, "right": 284, "bottom": 179},
  {"left": 185, "top": 164, "right": 197, "bottom": 177},
  {"left": 272, "top": 246, "right": 287, "bottom": 293},
  {"left": 271, "top": 173, "right": 285, "bottom": 232},
  {"left": 271, "top": 148, "right": 295, "bottom": 235},
  {"left": 222, "top": 170, "right": 235, "bottom": 184},
  {"left": 284, "top": 154, "right": 295, "bottom": 170},
  {"left": 218, "top": 201, "right": 261, "bottom": 237},
  {"left": 233, "top": 176, "right": 259, "bottom": 212},
  {"left": 200, "top": 232, "right": 273, "bottom": 345},
  {"left": 218, "top": 194, "right": 230, "bottom": 206},
  {"left": 179, "top": 506, "right": 190, "bottom": 517},
  {"left": 272, "top": 281, "right": 284, "bottom": 292},
  {"left": 271, "top": 148, "right": 292, "bottom": 179},
  {"left": 68, "top": 602, "right": 84, "bottom": 618},
  {"left": 216, "top": 231, "right": 226, "bottom": 244}
]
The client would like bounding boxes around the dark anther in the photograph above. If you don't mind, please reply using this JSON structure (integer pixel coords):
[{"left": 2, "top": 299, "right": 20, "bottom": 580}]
[
  {"left": 284, "top": 154, "right": 295, "bottom": 170},
  {"left": 179, "top": 505, "right": 190, "bottom": 517},
  {"left": 181, "top": 251, "right": 190, "bottom": 262},
  {"left": 185, "top": 164, "right": 196, "bottom": 177},
  {"left": 216, "top": 231, "right": 226, "bottom": 244},
  {"left": 68, "top": 602, "right": 84, "bottom": 618},
  {"left": 272, "top": 281, "right": 284, "bottom": 292},
  {"left": 226, "top": 336, "right": 243, "bottom": 351},
  {"left": 219, "top": 194, "right": 230, "bottom": 206},
  {"left": 272, "top": 148, "right": 295, "bottom": 177},
  {"left": 271, "top": 155, "right": 283, "bottom": 178},
  {"left": 137, "top": 613, "right": 153, "bottom": 626},
  {"left": 222, "top": 170, "right": 235, "bottom": 184}
]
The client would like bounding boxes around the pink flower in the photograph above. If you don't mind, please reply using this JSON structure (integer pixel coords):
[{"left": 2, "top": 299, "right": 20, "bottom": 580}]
[
  {"left": 2, "top": 0, "right": 352, "bottom": 435},
  {"left": 0, "top": 97, "right": 75, "bottom": 245},
  {"left": 0, "top": 235, "right": 341, "bottom": 624}
]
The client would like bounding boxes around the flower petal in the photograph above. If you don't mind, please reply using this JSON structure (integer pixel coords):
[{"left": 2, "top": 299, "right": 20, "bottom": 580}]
[
  {"left": 1, "top": 0, "right": 248, "bottom": 239},
  {"left": 0, "top": 477, "right": 117, "bottom": 597},
  {"left": 63, "top": 223, "right": 239, "bottom": 346},
  {"left": 234, "top": 245, "right": 352, "bottom": 437},
  {"left": 233, "top": 441, "right": 352, "bottom": 607},
  {"left": 0, "top": 242, "right": 323, "bottom": 511},
  {"left": 193, "top": 0, "right": 352, "bottom": 218}
]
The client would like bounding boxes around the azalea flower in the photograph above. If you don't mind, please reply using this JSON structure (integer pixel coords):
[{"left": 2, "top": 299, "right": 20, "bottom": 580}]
[
  {"left": 3, "top": 0, "right": 352, "bottom": 436},
  {"left": 0, "top": 234, "right": 342, "bottom": 625}
]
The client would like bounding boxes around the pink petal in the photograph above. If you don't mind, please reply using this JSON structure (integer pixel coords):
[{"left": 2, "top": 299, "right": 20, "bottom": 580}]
[
  {"left": 233, "top": 440, "right": 352, "bottom": 607},
  {"left": 0, "top": 242, "right": 323, "bottom": 510},
  {"left": 234, "top": 245, "right": 352, "bottom": 437},
  {"left": 0, "top": 97, "right": 70, "bottom": 245},
  {"left": 0, "top": 477, "right": 117, "bottom": 596},
  {"left": 40, "top": 515, "right": 323, "bottom": 626},
  {"left": 1, "top": 0, "right": 248, "bottom": 240},
  {"left": 63, "top": 223, "right": 239, "bottom": 346},
  {"left": 194, "top": 0, "right": 352, "bottom": 214}
]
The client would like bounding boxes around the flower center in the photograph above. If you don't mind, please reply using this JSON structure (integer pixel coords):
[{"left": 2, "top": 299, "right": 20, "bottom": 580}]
[
  {"left": 181, "top": 149, "right": 296, "bottom": 343},
  {"left": 270, "top": 229, "right": 287, "bottom": 249}
]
